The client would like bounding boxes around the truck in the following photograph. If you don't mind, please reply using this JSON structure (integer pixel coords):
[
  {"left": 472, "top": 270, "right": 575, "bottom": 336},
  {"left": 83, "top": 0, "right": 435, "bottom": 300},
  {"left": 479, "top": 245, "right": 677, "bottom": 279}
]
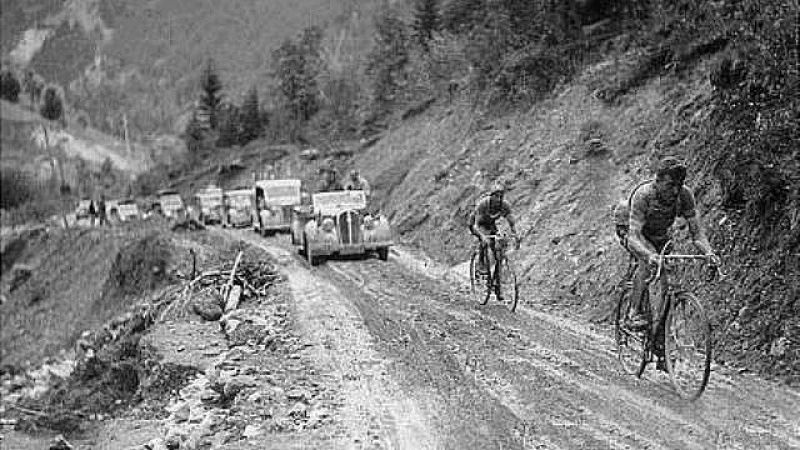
[
  {"left": 196, "top": 185, "right": 224, "bottom": 225},
  {"left": 253, "top": 179, "right": 302, "bottom": 236},
  {"left": 157, "top": 190, "right": 186, "bottom": 220},
  {"left": 223, "top": 188, "right": 253, "bottom": 228}
]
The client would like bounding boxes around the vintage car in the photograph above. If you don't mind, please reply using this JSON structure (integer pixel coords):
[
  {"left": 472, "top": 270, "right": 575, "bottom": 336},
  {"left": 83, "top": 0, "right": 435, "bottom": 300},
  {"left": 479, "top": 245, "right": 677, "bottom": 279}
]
[
  {"left": 253, "top": 179, "right": 302, "bottom": 235},
  {"left": 223, "top": 188, "right": 253, "bottom": 228},
  {"left": 116, "top": 199, "right": 141, "bottom": 221},
  {"left": 291, "top": 190, "right": 393, "bottom": 265},
  {"left": 75, "top": 198, "right": 94, "bottom": 222},
  {"left": 157, "top": 190, "right": 186, "bottom": 220},
  {"left": 196, "top": 185, "right": 224, "bottom": 225}
]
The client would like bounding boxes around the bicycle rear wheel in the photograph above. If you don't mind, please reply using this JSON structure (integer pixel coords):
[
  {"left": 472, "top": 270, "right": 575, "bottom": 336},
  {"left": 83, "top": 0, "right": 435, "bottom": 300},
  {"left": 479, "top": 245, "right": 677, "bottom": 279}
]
[
  {"left": 665, "top": 292, "right": 712, "bottom": 401},
  {"left": 469, "top": 250, "right": 491, "bottom": 305},
  {"left": 497, "top": 256, "right": 519, "bottom": 312},
  {"left": 614, "top": 283, "right": 649, "bottom": 376}
]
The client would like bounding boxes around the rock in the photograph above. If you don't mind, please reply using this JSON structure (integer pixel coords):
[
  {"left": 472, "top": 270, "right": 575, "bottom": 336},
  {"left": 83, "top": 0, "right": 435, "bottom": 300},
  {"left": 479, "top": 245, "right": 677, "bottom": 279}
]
[
  {"left": 223, "top": 319, "right": 242, "bottom": 336},
  {"left": 286, "top": 388, "right": 310, "bottom": 402},
  {"left": 242, "top": 424, "right": 263, "bottom": 438},
  {"left": 164, "top": 430, "right": 185, "bottom": 450},
  {"left": 49, "top": 434, "right": 74, "bottom": 450},
  {"left": 200, "top": 389, "right": 220, "bottom": 403},
  {"left": 223, "top": 375, "right": 256, "bottom": 400},
  {"left": 142, "top": 438, "right": 168, "bottom": 450},
  {"left": 770, "top": 337, "right": 788, "bottom": 357},
  {"left": 172, "top": 403, "right": 191, "bottom": 422},
  {"left": 193, "top": 297, "right": 223, "bottom": 321}
]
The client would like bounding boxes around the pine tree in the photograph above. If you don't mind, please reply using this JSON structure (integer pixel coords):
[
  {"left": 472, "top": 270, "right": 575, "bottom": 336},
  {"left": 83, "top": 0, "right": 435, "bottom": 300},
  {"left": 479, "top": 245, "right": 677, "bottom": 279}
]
[
  {"left": 183, "top": 111, "right": 206, "bottom": 153},
  {"left": 412, "top": 0, "right": 440, "bottom": 50},
  {"left": 272, "top": 26, "right": 324, "bottom": 125},
  {"left": 200, "top": 59, "right": 223, "bottom": 129},
  {"left": 240, "top": 86, "right": 262, "bottom": 144},
  {"left": 40, "top": 86, "right": 63, "bottom": 122},
  {"left": 216, "top": 103, "right": 241, "bottom": 148},
  {"left": 0, "top": 69, "right": 21, "bottom": 102}
]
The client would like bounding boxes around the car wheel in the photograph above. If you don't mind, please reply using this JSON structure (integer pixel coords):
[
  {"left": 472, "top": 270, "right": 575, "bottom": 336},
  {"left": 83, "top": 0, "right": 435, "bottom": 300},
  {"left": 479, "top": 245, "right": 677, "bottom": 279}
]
[{"left": 377, "top": 247, "right": 389, "bottom": 261}]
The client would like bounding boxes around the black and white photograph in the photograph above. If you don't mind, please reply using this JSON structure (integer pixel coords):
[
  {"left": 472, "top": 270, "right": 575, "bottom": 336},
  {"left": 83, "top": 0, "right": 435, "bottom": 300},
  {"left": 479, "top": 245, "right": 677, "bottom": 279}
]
[{"left": 0, "top": 0, "right": 797, "bottom": 448}]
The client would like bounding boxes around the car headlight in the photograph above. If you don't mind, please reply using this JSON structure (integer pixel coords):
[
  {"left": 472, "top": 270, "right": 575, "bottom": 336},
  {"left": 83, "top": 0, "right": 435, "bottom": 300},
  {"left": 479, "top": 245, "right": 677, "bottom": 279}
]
[{"left": 321, "top": 217, "right": 335, "bottom": 232}]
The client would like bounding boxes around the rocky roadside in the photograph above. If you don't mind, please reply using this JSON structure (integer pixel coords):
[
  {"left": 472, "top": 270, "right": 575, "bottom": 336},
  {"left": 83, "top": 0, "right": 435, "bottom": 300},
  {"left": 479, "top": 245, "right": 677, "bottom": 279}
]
[{"left": 1, "top": 236, "right": 344, "bottom": 449}]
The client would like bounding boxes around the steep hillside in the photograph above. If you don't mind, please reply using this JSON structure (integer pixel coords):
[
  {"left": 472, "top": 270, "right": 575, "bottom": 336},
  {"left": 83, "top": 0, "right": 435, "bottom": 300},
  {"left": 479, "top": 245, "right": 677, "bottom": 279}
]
[
  {"left": 2, "top": 0, "right": 381, "bottom": 135},
  {"left": 352, "top": 56, "right": 798, "bottom": 383}
]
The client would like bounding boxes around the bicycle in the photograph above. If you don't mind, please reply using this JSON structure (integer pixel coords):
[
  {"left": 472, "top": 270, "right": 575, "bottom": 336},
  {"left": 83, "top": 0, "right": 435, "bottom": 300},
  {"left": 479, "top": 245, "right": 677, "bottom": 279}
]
[
  {"left": 469, "top": 233, "right": 520, "bottom": 312},
  {"left": 614, "top": 240, "right": 718, "bottom": 401}
]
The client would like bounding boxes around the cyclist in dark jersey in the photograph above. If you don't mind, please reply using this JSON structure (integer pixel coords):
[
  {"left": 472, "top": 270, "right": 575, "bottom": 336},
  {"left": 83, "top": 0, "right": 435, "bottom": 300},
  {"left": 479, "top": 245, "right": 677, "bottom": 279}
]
[
  {"left": 469, "top": 181, "right": 519, "bottom": 299},
  {"left": 615, "top": 157, "right": 719, "bottom": 328}
]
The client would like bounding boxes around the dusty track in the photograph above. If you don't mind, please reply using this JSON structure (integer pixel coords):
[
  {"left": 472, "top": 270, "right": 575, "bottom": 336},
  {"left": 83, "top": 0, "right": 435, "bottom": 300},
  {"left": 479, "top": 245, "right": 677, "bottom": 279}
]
[{"left": 226, "top": 229, "right": 799, "bottom": 450}]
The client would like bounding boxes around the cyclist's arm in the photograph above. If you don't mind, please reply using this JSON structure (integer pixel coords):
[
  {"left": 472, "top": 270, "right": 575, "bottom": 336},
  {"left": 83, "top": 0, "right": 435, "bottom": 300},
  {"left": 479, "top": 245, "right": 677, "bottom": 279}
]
[
  {"left": 468, "top": 211, "right": 482, "bottom": 238},
  {"left": 627, "top": 200, "right": 658, "bottom": 266},
  {"left": 505, "top": 213, "right": 518, "bottom": 237}
]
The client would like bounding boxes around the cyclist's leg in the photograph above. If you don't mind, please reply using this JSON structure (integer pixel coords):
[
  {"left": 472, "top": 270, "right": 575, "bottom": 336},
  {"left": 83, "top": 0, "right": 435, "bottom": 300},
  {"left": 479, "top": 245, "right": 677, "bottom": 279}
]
[
  {"left": 629, "top": 238, "right": 660, "bottom": 327},
  {"left": 476, "top": 224, "right": 495, "bottom": 275}
]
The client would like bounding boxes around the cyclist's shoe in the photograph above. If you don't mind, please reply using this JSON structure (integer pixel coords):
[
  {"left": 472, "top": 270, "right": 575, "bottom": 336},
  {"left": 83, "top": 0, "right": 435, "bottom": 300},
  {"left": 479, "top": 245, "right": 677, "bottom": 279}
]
[
  {"left": 476, "top": 262, "right": 489, "bottom": 278},
  {"left": 494, "top": 288, "right": 504, "bottom": 302},
  {"left": 656, "top": 357, "right": 668, "bottom": 372}
]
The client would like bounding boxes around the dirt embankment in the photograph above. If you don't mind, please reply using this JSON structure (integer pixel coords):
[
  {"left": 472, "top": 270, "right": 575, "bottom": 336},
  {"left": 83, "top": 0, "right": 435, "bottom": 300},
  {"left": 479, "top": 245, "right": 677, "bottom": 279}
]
[
  {"left": 0, "top": 223, "right": 175, "bottom": 370},
  {"left": 345, "top": 55, "right": 797, "bottom": 383}
]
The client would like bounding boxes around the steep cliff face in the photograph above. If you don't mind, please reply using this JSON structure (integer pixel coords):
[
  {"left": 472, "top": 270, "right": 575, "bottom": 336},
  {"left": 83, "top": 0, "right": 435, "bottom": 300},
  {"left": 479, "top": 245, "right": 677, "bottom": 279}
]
[{"left": 352, "top": 55, "right": 798, "bottom": 383}]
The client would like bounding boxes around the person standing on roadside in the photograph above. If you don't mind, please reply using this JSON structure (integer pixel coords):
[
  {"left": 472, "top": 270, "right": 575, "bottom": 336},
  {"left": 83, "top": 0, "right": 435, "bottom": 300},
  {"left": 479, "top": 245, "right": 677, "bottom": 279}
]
[{"left": 88, "top": 199, "right": 97, "bottom": 227}]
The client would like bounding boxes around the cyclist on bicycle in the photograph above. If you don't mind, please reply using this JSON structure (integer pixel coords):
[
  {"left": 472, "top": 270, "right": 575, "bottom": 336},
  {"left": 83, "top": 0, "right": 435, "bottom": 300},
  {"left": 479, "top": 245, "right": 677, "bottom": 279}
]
[
  {"left": 469, "top": 180, "right": 519, "bottom": 299},
  {"left": 614, "top": 157, "right": 720, "bottom": 330}
]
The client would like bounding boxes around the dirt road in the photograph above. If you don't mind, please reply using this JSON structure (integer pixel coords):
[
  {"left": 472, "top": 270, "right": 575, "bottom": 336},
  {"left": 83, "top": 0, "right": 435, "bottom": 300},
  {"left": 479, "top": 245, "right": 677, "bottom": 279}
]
[{"left": 225, "top": 228, "right": 799, "bottom": 450}]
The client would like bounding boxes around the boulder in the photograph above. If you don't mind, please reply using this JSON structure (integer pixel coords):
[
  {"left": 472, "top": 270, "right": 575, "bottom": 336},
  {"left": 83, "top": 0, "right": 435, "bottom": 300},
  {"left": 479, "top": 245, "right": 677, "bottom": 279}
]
[{"left": 192, "top": 297, "right": 223, "bottom": 321}]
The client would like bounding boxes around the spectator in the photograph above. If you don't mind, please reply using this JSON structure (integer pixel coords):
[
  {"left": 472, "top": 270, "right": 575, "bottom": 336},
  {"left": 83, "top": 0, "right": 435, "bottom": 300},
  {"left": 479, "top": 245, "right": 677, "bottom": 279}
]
[
  {"left": 344, "top": 169, "right": 371, "bottom": 198},
  {"left": 88, "top": 199, "right": 96, "bottom": 227},
  {"left": 316, "top": 166, "right": 343, "bottom": 192}
]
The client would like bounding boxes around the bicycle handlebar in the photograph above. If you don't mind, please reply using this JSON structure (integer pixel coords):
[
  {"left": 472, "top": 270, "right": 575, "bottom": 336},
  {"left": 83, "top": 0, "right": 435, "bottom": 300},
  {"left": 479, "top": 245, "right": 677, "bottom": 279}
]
[{"left": 646, "top": 240, "right": 721, "bottom": 284}]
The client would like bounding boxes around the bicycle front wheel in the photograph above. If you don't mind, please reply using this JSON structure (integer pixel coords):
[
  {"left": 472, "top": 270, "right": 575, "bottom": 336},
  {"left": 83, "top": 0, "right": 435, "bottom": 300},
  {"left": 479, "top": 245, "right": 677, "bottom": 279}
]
[
  {"left": 497, "top": 256, "right": 519, "bottom": 312},
  {"left": 469, "top": 250, "right": 490, "bottom": 305},
  {"left": 614, "top": 282, "right": 650, "bottom": 376},
  {"left": 665, "top": 292, "right": 712, "bottom": 401}
]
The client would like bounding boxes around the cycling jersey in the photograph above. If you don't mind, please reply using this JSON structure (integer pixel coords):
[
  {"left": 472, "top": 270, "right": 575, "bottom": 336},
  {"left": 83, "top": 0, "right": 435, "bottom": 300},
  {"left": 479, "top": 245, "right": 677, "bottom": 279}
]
[
  {"left": 617, "top": 181, "right": 696, "bottom": 245},
  {"left": 473, "top": 195, "right": 511, "bottom": 231}
]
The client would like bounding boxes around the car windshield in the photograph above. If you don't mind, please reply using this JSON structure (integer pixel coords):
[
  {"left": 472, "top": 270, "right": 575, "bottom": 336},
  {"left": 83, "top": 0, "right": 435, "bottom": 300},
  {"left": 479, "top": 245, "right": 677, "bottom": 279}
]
[{"left": 228, "top": 195, "right": 251, "bottom": 209}]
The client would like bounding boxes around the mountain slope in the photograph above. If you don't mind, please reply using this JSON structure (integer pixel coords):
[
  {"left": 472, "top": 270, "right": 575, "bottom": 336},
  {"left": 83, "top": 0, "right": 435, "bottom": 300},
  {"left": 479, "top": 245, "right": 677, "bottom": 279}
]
[{"left": 350, "top": 55, "right": 798, "bottom": 383}]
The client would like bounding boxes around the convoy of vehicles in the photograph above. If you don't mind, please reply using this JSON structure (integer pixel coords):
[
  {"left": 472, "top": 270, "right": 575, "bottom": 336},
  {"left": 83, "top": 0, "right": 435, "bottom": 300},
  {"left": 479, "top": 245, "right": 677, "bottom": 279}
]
[
  {"left": 253, "top": 179, "right": 302, "bottom": 235},
  {"left": 78, "top": 167, "right": 393, "bottom": 266},
  {"left": 290, "top": 190, "right": 393, "bottom": 265},
  {"left": 107, "top": 199, "right": 141, "bottom": 222}
]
